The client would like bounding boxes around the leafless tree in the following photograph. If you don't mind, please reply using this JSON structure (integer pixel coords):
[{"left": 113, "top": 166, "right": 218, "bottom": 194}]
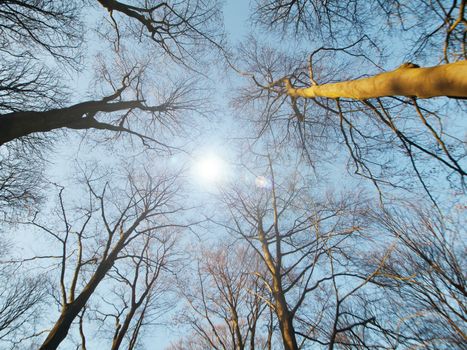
[
  {"left": 236, "top": 21, "right": 467, "bottom": 202},
  {"left": 0, "top": 1, "right": 82, "bottom": 61},
  {"left": 0, "top": 0, "right": 221, "bottom": 146},
  {"left": 95, "top": 0, "right": 223, "bottom": 64},
  {"left": 369, "top": 204, "right": 466, "bottom": 349},
  {"left": 218, "top": 156, "right": 399, "bottom": 349},
  {"left": 17, "top": 167, "right": 187, "bottom": 350},
  {"left": 0, "top": 1, "right": 81, "bottom": 216},
  {"left": 0, "top": 61, "right": 206, "bottom": 148},
  {"left": 0, "top": 239, "right": 48, "bottom": 349},
  {"left": 238, "top": 0, "right": 467, "bottom": 203},
  {"left": 85, "top": 230, "right": 180, "bottom": 350},
  {"left": 0, "top": 145, "right": 45, "bottom": 219},
  {"left": 252, "top": 0, "right": 466, "bottom": 62},
  {"left": 174, "top": 243, "right": 273, "bottom": 350},
  {"left": 0, "top": 0, "right": 221, "bottom": 216}
]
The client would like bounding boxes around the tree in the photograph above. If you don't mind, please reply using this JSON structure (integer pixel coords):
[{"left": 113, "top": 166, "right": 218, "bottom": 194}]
[
  {"left": 253, "top": 0, "right": 466, "bottom": 63},
  {"left": 1, "top": 1, "right": 465, "bottom": 348},
  {"left": 0, "top": 0, "right": 221, "bottom": 146},
  {"left": 220, "top": 157, "right": 396, "bottom": 349},
  {"left": 0, "top": 74, "right": 199, "bottom": 147},
  {"left": 89, "top": 231, "right": 179, "bottom": 350},
  {"left": 279, "top": 61, "right": 467, "bottom": 100},
  {"left": 19, "top": 167, "right": 186, "bottom": 350},
  {"left": 0, "top": 145, "right": 44, "bottom": 219},
  {"left": 240, "top": 0, "right": 466, "bottom": 201},
  {"left": 95, "top": 0, "right": 222, "bottom": 63},
  {"left": 175, "top": 243, "right": 272, "bottom": 350},
  {"left": 255, "top": 1, "right": 467, "bottom": 98},
  {"left": 0, "top": 0, "right": 81, "bottom": 217},
  {"left": 0, "top": 1, "right": 221, "bottom": 347},
  {"left": 0, "top": 239, "right": 47, "bottom": 349},
  {"left": 0, "top": 0, "right": 221, "bottom": 143},
  {"left": 370, "top": 204, "right": 466, "bottom": 348},
  {"left": 0, "top": 0, "right": 221, "bottom": 216}
]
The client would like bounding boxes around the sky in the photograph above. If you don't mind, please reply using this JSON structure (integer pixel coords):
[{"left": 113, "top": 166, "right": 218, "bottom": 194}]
[{"left": 224, "top": 0, "right": 251, "bottom": 40}]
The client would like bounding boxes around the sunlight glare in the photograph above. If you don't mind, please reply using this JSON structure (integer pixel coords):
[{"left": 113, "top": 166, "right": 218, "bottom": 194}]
[{"left": 194, "top": 153, "right": 225, "bottom": 184}]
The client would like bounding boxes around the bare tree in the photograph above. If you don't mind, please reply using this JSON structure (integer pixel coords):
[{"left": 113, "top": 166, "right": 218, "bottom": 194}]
[
  {"left": 86, "top": 231, "right": 179, "bottom": 350},
  {"left": 238, "top": 0, "right": 467, "bottom": 203},
  {"left": 0, "top": 273, "right": 46, "bottom": 348},
  {"left": 175, "top": 243, "right": 272, "bottom": 350},
  {"left": 0, "top": 239, "right": 47, "bottom": 349},
  {"left": 19, "top": 167, "right": 186, "bottom": 350},
  {"left": 95, "top": 0, "right": 223, "bottom": 64},
  {"left": 370, "top": 204, "right": 466, "bottom": 349},
  {"left": 235, "top": 51, "right": 465, "bottom": 209},
  {"left": 252, "top": 0, "right": 466, "bottom": 62},
  {"left": 219, "top": 156, "right": 396, "bottom": 349},
  {"left": 0, "top": 63, "right": 205, "bottom": 148},
  {"left": 256, "top": 0, "right": 467, "bottom": 99},
  {"left": 0, "top": 0, "right": 81, "bottom": 216},
  {"left": 0, "top": 146, "right": 45, "bottom": 219},
  {"left": 0, "top": 0, "right": 221, "bottom": 217},
  {"left": 0, "top": 0, "right": 221, "bottom": 147},
  {"left": 0, "top": 1, "right": 82, "bottom": 61}
]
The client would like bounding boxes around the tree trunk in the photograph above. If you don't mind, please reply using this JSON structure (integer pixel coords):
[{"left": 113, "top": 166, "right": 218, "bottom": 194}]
[
  {"left": 257, "top": 224, "right": 299, "bottom": 350},
  {"left": 39, "top": 242, "right": 126, "bottom": 350},
  {"left": 111, "top": 308, "right": 136, "bottom": 350},
  {"left": 284, "top": 60, "right": 467, "bottom": 100},
  {"left": 231, "top": 308, "right": 244, "bottom": 350},
  {"left": 274, "top": 292, "right": 299, "bottom": 350},
  {"left": 39, "top": 213, "right": 146, "bottom": 350},
  {"left": 39, "top": 261, "right": 112, "bottom": 350},
  {"left": 0, "top": 100, "right": 143, "bottom": 146}
]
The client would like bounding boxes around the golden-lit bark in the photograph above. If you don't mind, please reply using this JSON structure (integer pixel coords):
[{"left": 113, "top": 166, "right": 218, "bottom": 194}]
[{"left": 284, "top": 61, "right": 467, "bottom": 100}]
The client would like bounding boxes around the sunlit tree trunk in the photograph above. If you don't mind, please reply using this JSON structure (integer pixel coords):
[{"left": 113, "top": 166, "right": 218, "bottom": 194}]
[{"left": 284, "top": 61, "right": 467, "bottom": 100}]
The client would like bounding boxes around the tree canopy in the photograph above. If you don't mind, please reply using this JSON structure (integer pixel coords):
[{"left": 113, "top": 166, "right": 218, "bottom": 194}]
[{"left": 0, "top": 0, "right": 465, "bottom": 349}]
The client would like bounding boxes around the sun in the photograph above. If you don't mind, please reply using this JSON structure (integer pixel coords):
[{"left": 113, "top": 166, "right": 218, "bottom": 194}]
[{"left": 193, "top": 153, "right": 225, "bottom": 184}]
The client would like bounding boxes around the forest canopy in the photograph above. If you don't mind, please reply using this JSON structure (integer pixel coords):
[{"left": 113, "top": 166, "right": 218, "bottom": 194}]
[{"left": 0, "top": 1, "right": 465, "bottom": 349}]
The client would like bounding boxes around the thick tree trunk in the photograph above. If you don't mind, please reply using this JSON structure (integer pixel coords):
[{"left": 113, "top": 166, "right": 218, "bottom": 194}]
[
  {"left": 0, "top": 100, "right": 143, "bottom": 146},
  {"left": 284, "top": 60, "right": 467, "bottom": 100}
]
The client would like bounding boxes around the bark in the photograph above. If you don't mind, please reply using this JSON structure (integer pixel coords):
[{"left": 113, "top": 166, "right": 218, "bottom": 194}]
[
  {"left": 230, "top": 308, "right": 244, "bottom": 350},
  {"left": 0, "top": 99, "right": 159, "bottom": 146},
  {"left": 274, "top": 291, "right": 299, "bottom": 350},
  {"left": 39, "top": 258, "right": 114, "bottom": 350},
  {"left": 39, "top": 216, "right": 144, "bottom": 350},
  {"left": 257, "top": 223, "right": 299, "bottom": 350},
  {"left": 111, "top": 308, "right": 136, "bottom": 350},
  {"left": 97, "top": 0, "right": 154, "bottom": 30},
  {"left": 284, "top": 60, "right": 467, "bottom": 100}
]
